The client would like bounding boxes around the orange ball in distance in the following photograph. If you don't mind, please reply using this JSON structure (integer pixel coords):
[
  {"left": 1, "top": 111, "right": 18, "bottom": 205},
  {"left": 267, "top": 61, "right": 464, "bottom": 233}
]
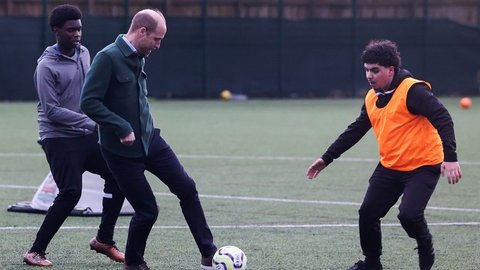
[{"left": 460, "top": 97, "right": 472, "bottom": 109}]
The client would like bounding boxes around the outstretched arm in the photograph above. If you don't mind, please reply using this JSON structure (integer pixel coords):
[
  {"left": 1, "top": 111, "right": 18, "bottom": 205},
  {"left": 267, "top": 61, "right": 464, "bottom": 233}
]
[{"left": 306, "top": 104, "right": 372, "bottom": 180}]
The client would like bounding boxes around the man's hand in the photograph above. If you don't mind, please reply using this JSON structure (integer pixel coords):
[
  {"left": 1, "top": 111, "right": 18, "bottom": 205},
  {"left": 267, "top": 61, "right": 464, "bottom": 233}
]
[
  {"left": 441, "top": 161, "right": 462, "bottom": 184},
  {"left": 306, "top": 158, "right": 327, "bottom": 180},
  {"left": 120, "top": 132, "right": 135, "bottom": 146}
]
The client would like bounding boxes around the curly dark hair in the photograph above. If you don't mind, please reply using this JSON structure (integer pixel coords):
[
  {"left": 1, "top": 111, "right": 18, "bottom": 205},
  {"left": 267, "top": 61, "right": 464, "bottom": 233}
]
[
  {"left": 49, "top": 4, "right": 82, "bottom": 30},
  {"left": 360, "top": 39, "right": 402, "bottom": 71}
]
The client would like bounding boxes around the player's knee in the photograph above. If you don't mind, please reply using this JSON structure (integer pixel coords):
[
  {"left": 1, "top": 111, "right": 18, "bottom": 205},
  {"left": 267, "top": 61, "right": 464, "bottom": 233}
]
[
  {"left": 172, "top": 177, "right": 198, "bottom": 199},
  {"left": 57, "top": 188, "right": 82, "bottom": 205},
  {"left": 136, "top": 204, "right": 159, "bottom": 225},
  {"left": 148, "top": 205, "right": 159, "bottom": 222},
  {"left": 397, "top": 211, "right": 423, "bottom": 224},
  {"left": 358, "top": 206, "right": 382, "bottom": 225}
]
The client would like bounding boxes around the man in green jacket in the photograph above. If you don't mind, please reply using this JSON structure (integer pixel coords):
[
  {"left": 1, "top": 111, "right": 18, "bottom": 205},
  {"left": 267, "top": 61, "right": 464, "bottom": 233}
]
[{"left": 81, "top": 9, "right": 217, "bottom": 270}]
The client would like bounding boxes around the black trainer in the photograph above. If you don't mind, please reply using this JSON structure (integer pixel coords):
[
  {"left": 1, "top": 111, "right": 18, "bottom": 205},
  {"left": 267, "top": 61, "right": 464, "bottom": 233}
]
[
  {"left": 347, "top": 260, "right": 383, "bottom": 270},
  {"left": 416, "top": 238, "right": 435, "bottom": 270},
  {"left": 200, "top": 252, "right": 214, "bottom": 270}
]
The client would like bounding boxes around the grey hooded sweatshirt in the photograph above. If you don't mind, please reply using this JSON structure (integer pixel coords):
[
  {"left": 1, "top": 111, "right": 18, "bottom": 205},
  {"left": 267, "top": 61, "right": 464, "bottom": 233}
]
[{"left": 34, "top": 44, "right": 97, "bottom": 140}]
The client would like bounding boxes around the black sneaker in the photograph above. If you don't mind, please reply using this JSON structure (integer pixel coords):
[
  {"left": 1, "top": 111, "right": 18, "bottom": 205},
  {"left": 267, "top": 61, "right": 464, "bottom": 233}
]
[
  {"left": 123, "top": 262, "right": 150, "bottom": 270},
  {"left": 347, "top": 260, "right": 383, "bottom": 270},
  {"left": 347, "top": 261, "right": 366, "bottom": 270},
  {"left": 416, "top": 238, "right": 435, "bottom": 270},
  {"left": 200, "top": 253, "right": 214, "bottom": 270}
]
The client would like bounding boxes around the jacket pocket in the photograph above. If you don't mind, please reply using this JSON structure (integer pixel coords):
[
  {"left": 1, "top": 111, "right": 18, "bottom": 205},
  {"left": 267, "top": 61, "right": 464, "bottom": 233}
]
[{"left": 117, "top": 73, "right": 133, "bottom": 83}]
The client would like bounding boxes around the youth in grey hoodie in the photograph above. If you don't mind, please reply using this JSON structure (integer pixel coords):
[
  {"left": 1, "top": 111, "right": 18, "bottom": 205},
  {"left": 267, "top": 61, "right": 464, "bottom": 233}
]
[{"left": 34, "top": 44, "right": 96, "bottom": 140}]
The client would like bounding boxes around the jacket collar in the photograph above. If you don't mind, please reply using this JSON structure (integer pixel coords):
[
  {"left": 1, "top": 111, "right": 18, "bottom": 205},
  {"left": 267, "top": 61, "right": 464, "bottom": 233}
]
[{"left": 115, "top": 34, "right": 137, "bottom": 57}]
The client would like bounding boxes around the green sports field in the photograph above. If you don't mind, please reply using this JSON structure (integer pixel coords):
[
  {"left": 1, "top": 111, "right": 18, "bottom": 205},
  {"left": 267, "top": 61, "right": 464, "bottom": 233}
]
[{"left": 0, "top": 98, "right": 478, "bottom": 269}]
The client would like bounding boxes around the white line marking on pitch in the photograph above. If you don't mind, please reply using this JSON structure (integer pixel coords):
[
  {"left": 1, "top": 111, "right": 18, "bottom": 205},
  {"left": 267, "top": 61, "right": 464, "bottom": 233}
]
[
  {"left": 1, "top": 222, "right": 479, "bottom": 231},
  {"left": 0, "top": 186, "right": 479, "bottom": 213},
  {"left": 1, "top": 152, "right": 479, "bottom": 165},
  {"left": 178, "top": 155, "right": 480, "bottom": 165},
  {"left": 161, "top": 192, "right": 480, "bottom": 213}
]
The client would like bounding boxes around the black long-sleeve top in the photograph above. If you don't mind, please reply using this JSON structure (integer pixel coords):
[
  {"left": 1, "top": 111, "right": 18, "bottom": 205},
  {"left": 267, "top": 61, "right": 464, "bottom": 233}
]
[{"left": 321, "top": 69, "right": 458, "bottom": 166}]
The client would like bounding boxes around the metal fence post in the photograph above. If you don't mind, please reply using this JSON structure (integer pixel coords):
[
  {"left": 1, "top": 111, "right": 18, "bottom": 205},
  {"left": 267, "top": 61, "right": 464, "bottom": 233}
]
[
  {"left": 351, "top": 0, "right": 357, "bottom": 96},
  {"left": 41, "top": 0, "right": 48, "bottom": 49},
  {"left": 123, "top": 0, "right": 130, "bottom": 31},
  {"left": 278, "top": 0, "right": 284, "bottom": 98},
  {"left": 202, "top": 0, "right": 208, "bottom": 98},
  {"left": 423, "top": 0, "right": 429, "bottom": 80}
]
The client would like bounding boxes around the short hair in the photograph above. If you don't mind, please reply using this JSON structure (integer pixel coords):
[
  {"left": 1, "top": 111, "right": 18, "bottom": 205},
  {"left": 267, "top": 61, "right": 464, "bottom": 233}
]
[
  {"left": 130, "top": 9, "right": 165, "bottom": 33},
  {"left": 49, "top": 4, "right": 82, "bottom": 30},
  {"left": 360, "top": 39, "right": 402, "bottom": 71}
]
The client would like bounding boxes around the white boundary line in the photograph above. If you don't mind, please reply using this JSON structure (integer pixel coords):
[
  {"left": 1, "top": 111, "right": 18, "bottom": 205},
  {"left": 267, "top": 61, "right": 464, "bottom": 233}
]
[
  {"left": 1, "top": 152, "right": 480, "bottom": 165},
  {"left": 0, "top": 153, "right": 43, "bottom": 157},
  {"left": 1, "top": 222, "right": 479, "bottom": 231},
  {"left": 1, "top": 185, "right": 479, "bottom": 213},
  {"left": 198, "top": 193, "right": 480, "bottom": 213}
]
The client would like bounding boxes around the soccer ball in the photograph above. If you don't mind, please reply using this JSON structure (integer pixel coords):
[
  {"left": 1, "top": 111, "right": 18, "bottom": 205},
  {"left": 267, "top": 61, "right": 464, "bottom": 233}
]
[{"left": 212, "top": 245, "right": 247, "bottom": 270}]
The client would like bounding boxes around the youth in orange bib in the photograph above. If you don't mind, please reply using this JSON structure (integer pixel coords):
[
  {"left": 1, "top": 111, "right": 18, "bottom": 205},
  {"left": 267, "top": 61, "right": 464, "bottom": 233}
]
[{"left": 306, "top": 40, "right": 462, "bottom": 270}]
